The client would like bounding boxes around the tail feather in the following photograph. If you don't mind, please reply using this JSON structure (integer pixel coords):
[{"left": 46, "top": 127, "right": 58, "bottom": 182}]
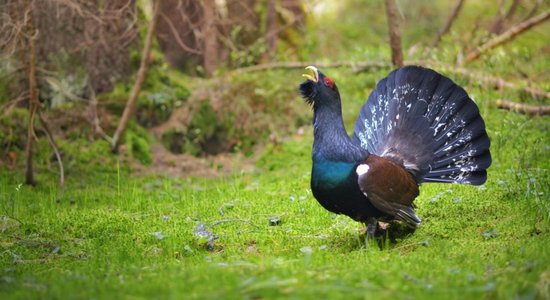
[
  {"left": 431, "top": 140, "right": 491, "bottom": 170},
  {"left": 395, "top": 207, "right": 422, "bottom": 228},
  {"left": 353, "top": 66, "right": 491, "bottom": 185},
  {"left": 433, "top": 118, "right": 488, "bottom": 157}
]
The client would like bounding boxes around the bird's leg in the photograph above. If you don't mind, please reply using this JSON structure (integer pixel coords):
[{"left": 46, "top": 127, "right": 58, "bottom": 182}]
[{"left": 365, "top": 217, "right": 378, "bottom": 240}]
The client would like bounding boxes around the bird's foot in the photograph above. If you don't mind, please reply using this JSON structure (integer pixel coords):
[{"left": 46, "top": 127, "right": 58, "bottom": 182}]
[
  {"left": 365, "top": 217, "right": 378, "bottom": 240},
  {"left": 364, "top": 217, "right": 384, "bottom": 249}
]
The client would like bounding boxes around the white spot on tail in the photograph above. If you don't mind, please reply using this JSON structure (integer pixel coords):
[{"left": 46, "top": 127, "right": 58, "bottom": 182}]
[{"left": 356, "top": 164, "right": 370, "bottom": 176}]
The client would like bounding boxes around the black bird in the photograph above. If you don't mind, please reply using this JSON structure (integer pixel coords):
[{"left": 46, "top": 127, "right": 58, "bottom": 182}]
[{"left": 299, "top": 65, "right": 491, "bottom": 237}]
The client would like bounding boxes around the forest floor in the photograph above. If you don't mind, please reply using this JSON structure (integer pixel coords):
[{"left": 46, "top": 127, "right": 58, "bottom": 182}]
[{"left": 1, "top": 67, "right": 549, "bottom": 299}]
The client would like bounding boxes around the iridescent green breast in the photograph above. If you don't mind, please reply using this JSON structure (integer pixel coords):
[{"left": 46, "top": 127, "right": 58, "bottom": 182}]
[{"left": 311, "top": 159, "right": 356, "bottom": 190}]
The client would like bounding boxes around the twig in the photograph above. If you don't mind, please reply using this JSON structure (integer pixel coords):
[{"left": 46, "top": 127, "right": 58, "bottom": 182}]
[
  {"left": 87, "top": 88, "right": 112, "bottom": 143},
  {"left": 37, "top": 111, "right": 64, "bottom": 186},
  {"left": 210, "top": 219, "right": 257, "bottom": 228},
  {"left": 463, "top": 9, "right": 550, "bottom": 64},
  {"left": 430, "top": 0, "right": 465, "bottom": 48},
  {"left": 160, "top": 12, "right": 202, "bottom": 54},
  {"left": 496, "top": 99, "right": 550, "bottom": 116},
  {"left": 384, "top": 0, "right": 404, "bottom": 67}
]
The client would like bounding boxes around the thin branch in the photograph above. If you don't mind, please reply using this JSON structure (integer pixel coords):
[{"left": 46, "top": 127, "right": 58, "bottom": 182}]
[
  {"left": 37, "top": 111, "right": 64, "bottom": 186},
  {"left": 430, "top": 0, "right": 465, "bottom": 48},
  {"left": 463, "top": 9, "right": 550, "bottom": 64},
  {"left": 522, "top": 1, "right": 541, "bottom": 21},
  {"left": 488, "top": 0, "right": 520, "bottom": 35},
  {"left": 496, "top": 99, "right": 550, "bottom": 116},
  {"left": 87, "top": 87, "right": 112, "bottom": 143},
  {"left": 232, "top": 59, "right": 550, "bottom": 99},
  {"left": 384, "top": 0, "right": 404, "bottom": 67},
  {"left": 487, "top": 0, "right": 507, "bottom": 36},
  {"left": 160, "top": 12, "right": 202, "bottom": 54},
  {"left": 0, "top": 91, "right": 29, "bottom": 117}
]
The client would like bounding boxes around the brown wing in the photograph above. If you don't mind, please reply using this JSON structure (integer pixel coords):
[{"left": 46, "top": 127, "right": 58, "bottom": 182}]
[{"left": 356, "top": 155, "right": 421, "bottom": 227}]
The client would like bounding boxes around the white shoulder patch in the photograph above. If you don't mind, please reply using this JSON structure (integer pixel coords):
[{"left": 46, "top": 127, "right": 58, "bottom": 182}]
[{"left": 356, "top": 164, "right": 370, "bottom": 177}]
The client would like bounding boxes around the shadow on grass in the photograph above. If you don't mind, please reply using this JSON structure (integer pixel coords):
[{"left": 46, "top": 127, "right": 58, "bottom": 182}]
[{"left": 326, "top": 220, "right": 418, "bottom": 251}]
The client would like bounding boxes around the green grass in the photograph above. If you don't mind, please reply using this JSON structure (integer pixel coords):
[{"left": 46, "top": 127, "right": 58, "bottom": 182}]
[
  {"left": 1, "top": 0, "right": 549, "bottom": 298},
  {"left": 1, "top": 90, "right": 549, "bottom": 299}
]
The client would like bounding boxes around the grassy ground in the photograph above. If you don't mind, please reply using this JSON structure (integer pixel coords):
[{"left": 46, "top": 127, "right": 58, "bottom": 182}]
[{"left": 1, "top": 66, "right": 549, "bottom": 299}]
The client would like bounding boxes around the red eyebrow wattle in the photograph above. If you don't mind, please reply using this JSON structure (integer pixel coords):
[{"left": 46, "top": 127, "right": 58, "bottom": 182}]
[{"left": 324, "top": 77, "right": 334, "bottom": 88}]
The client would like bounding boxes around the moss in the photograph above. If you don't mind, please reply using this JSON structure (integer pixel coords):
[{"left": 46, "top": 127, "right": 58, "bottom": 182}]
[
  {"left": 162, "top": 101, "right": 232, "bottom": 156},
  {"left": 124, "top": 122, "right": 152, "bottom": 165}
]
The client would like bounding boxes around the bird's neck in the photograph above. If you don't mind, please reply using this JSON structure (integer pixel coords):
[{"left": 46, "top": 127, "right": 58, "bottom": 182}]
[{"left": 312, "top": 104, "right": 367, "bottom": 162}]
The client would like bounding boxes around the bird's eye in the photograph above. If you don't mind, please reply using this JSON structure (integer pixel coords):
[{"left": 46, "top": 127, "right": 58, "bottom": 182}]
[{"left": 323, "top": 77, "right": 335, "bottom": 89}]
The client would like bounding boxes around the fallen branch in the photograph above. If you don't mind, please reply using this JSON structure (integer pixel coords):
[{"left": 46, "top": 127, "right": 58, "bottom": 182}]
[
  {"left": 231, "top": 60, "right": 388, "bottom": 75},
  {"left": 463, "top": 9, "right": 550, "bottom": 64},
  {"left": 496, "top": 99, "right": 550, "bottom": 116},
  {"left": 445, "top": 66, "right": 550, "bottom": 99},
  {"left": 232, "top": 60, "right": 549, "bottom": 99}
]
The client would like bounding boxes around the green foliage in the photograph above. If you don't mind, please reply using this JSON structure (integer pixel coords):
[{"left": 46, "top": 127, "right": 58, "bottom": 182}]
[
  {"left": 124, "top": 122, "right": 152, "bottom": 165},
  {"left": 100, "top": 64, "right": 191, "bottom": 128},
  {"left": 0, "top": 108, "right": 28, "bottom": 151},
  {"left": 0, "top": 64, "right": 15, "bottom": 106},
  {"left": 161, "top": 100, "right": 229, "bottom": 156},
  {"left": 41, "top": 51, "right": 89, "bottom": 108},
  {"left": 160, "top": 69, "right": 311, "bottom": 156}
]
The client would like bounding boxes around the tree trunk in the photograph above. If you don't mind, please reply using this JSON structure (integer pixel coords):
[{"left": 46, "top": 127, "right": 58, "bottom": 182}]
[
  {"left": 262, "top": 0, "right": 278, "bottom": 62},
  {"left": 111, "top": 0, "right": 160, "bottom": 153},
  {"left": 384, "top": 0, "right": 404, "bottom": 67},
  {"left": 24, "top": 0, "right": 38, "bottom": 186},
  {"left": 431, "top": 0, "right": 465, "bottom": 48},
  {"left": 202, "top": 0, "right": 218, "bottom": 77}
]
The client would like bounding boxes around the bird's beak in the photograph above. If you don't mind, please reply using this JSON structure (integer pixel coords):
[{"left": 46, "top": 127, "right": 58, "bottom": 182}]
[{"left": 302, "top": 66, "right": 319, "bottom": 83}]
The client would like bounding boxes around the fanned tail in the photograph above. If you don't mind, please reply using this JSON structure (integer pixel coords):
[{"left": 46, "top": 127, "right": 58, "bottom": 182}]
[{"left": 353, "top": 66, "right": 491, "bottom": 185}]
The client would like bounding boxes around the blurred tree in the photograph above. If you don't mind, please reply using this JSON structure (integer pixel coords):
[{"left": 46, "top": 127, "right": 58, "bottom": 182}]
[
  {"left": 111, "top": 0, "right": 160, "bottom": 153},
  {"left": 202, "top": 0, "right": 219, "bottom": 76},
  {"left": 384, "top": 0, "right": 404, "bottom": 67},
  {"left": 153, "top": 0, "right": 305, "bottom": 75},
  {"left": 0, "top": 0, "right": 137, "bottom": 185}
]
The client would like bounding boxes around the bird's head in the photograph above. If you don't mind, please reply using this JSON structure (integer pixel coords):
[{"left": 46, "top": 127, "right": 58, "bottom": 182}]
[{"left": 299, "top": 66, "right": 340, "bottom": 108}]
